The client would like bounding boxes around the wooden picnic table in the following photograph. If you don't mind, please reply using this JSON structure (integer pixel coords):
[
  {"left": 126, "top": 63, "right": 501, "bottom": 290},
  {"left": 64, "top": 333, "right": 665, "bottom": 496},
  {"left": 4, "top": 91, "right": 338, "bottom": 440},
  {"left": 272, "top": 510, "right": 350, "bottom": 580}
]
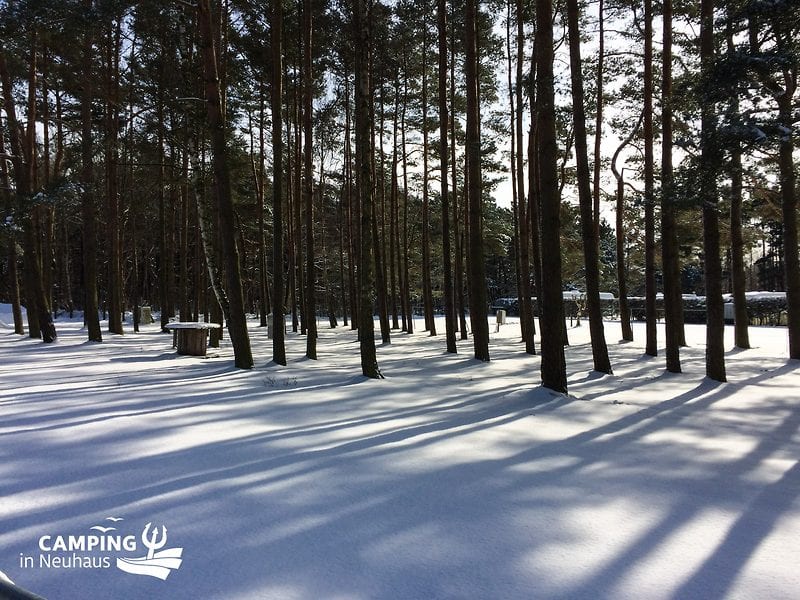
[{"left": 164, "top": 322, "right": 221, "bottom": 356}]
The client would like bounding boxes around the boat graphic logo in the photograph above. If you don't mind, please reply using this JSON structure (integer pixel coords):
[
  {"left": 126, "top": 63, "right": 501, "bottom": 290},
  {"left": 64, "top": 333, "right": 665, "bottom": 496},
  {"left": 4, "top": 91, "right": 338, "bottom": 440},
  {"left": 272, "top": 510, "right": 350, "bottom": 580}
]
[{"left": 116, "top": 522, "right": 183, "bottom": 580}]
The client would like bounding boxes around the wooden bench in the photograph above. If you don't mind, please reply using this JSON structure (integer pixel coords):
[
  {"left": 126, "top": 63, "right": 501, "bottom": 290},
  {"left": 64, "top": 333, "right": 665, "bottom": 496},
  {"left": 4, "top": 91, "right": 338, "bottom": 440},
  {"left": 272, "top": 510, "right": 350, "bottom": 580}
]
[{"left": 164, "top": 322, "right": 221, "bottom": 356}]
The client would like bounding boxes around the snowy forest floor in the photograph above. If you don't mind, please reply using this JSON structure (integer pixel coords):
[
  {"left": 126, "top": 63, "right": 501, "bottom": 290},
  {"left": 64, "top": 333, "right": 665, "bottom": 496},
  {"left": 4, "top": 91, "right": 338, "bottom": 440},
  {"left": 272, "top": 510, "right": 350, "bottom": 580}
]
[{"left": 1, "top": 311, "right": 799, "bottom": 599}]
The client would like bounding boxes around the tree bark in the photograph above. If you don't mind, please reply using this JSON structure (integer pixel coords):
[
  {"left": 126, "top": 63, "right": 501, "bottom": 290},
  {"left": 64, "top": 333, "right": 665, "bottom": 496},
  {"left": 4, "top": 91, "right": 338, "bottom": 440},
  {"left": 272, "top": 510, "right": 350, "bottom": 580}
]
[
  {"left": 81, "top": 12, "right": 102, "bottom": 343},
  {"left": 421, "top": 21, "right": 436, "bottom": 336},
  {"left": 592, "top": 0, "right": 604, "bottom": 237},
  {"left": 390, "top": 79, "right": 400, "bottom": 330},
  {"left": 198, "top": 0, "right": 253, "bottom": 369},
  {"left": 726, "top": 24, "right": 749, "bottom": 351},
  {"left": 105, "top": 20, "right": 124, "bottom": 335},
  {"left": 303, "top": 0, "right": 317, "bottom": 358},
  {"left": 451, "top": 19, "right": 468, "bottom": 341},
  {"left": 566, "top": 0, "right": 612, "bottom": 374},
  {"left": 401, "top": 60, "right": 413, "bottom": 335},
  {"left": 643, "top": 0, "right": 657, "bottom": 357},
  {"left": 536, "top": 0, "right": 567, "bottom": 392},
  {"left": 661, "top": 0, "right": 683, "bottom": 370},
  {"left": 465, "top": 0, "right": 490, "bottom": 362},
  {"left": 374, "top": 78, "right": 391, "bottom": 344},
  {"left": 778, "top": 91, "right": 799, "bottom": 359},
  {"left": 700, "top": 0, "right": 726, "bottom": 381},
  {"left": 515, "top": 0, "right": 534, "bottom": 354},
  {"left": 354, "top": 0, "right": 382, "bottom": 378},
  {"left": 271, "top": 0, "right": 287, "bottom": 364},
  {"left": 438, "top": 0, "right": 456, "bottom": 353},
  {"left": 609, "top": 109, "right": 640, "bottom": 344}
]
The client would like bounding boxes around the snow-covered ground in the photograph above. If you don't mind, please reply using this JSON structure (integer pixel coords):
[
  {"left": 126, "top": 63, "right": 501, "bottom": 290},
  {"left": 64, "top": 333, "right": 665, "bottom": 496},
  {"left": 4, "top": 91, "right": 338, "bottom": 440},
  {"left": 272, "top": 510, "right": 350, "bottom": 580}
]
[{"left": 1, "top": 308, "right": 798, "bottom": 599}]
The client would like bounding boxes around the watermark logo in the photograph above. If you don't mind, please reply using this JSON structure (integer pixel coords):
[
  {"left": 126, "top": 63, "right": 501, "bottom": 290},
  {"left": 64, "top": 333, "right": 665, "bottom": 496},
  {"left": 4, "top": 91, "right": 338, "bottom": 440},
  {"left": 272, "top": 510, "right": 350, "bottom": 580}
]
[
  {"left": 20, "top": 517, "right": 184, "bottom": 581},
  {"left": 116, "top": 522, "right": 183, "bottom": 580}
]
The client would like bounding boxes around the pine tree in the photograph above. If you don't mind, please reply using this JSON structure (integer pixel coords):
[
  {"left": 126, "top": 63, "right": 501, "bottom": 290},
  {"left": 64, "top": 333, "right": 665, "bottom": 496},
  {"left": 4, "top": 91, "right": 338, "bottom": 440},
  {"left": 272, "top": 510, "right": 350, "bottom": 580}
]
[
  {"left": 197, "top": 0, "right": 253, "bottom": 369},
  {"left": 536, "top": 0, "right": 566, "bottom": 392}
]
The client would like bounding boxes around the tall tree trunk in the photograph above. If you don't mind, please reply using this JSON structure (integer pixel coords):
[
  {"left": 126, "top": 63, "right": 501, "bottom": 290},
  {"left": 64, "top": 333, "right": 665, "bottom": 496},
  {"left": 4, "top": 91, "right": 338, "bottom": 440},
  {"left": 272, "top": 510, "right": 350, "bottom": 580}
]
[
  {"left": 339, "top": 163, "right": 349, "bottom": 327},
  {"left": 106, "top": 20, "right": 124, "bottom": 334},
  {"left": 725, "top": 24, "right": 749, "bottom": 351},
  {"left": 451, "top": 20, "right": 468, "bottom": 340},
  {"left": 0, "top": 110, "right": 24, "bottom": 335},
  {"left": 566, "top": 0, "right": 612, "bottom": 374},
  {"left": 592, "top": 0, "right": 604, "bottom": 237},
  {"left": 611, "top": 115, "right": 639, "bottom": 343},
  {"left": 303, "top": 0, "right": 317, "bottom": 359},
  {"left": 527, "top": 48, "right": 543, "bottom": 327},
  {"left": 506, "top": 1, "right": 523, "bottom": 346},
  {"left": 760, "top": 8, "right": 800, "bottom": 358},
  {"left": 536, "top": 0, "right": 566, "bottom": 392},
  {"left": 643, "top": 0, "right": 657, "bottom": 357},
  {"left": 372, "top": 180, "right": 391, "bottom": 343},
  {"left": 465, "top": 0, "right": 490, "bottom": 362},
  {"left": 390, "top": 79, "right": 400, "bottom": 331},
  {"left": 421, "top": 22, "right": 436, "bottom": 335},
  {"left": 354, "top": 0, "right": 382, "bottom": 378},
  {"left": 157, "top": 51, "right": 171, "bottom": 332},
  {"left": 345, "top": 73, "right": 358, "bottom": 330},
  {"left": 515, "top": 0, "right": 534, "bottom": 353},
  {"left": 699, "top": 0, "right": 726, "bottom": 381},
  {"left": 375, "top": 79, "right": 391, "bottom": 344},
  {"left": 661, "top": 0, "right": 683, "bottom": 370},
  {"left": 286, "top": 113, "right": 298, "bottom": 331},
  {"left": 438, "top": 0, "right": 456, "bottom": 353},
  {"left": 20, "top": 35, "right": 43, "bottom": 339},
  {"left": 777, "top": 91, "right": 799, "bottom": 359},
  {"left": 81, "top": 14, "right": 102, "bottom": 343},
  {"left": 191, "top": 144, "right": 227, "bottom": 347},
  {"left": 198, "top": 0, "right": 253, "bottom": 369},
  {"left": 271, "top": 0, "right": 287, "bottom": 364},
  {"left": 40, "top": 48, "right": 54, "bottom": 318},
  {"left": 401, "top": 61, "right": 413, "bottom": 335},
  {"left": 260, "top": 84, "right": 271, "bottom": 319},
  {"left": 179, "top": 150, "right": 191, "bottom": 321}
]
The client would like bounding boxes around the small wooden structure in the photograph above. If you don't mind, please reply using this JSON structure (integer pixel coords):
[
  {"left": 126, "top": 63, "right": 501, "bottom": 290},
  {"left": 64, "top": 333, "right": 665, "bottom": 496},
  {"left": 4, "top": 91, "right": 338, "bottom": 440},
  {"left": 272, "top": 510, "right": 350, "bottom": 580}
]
[{"left": 164, "top": 322, "right": 220, "bottom": 356}]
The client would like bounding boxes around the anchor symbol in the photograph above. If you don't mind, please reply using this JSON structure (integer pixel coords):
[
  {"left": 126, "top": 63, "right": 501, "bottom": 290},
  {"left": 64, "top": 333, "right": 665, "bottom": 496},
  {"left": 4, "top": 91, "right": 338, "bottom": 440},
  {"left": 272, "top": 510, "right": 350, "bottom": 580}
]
[{"left": 141, "top": 522, "right": 168, "bottom": 560}]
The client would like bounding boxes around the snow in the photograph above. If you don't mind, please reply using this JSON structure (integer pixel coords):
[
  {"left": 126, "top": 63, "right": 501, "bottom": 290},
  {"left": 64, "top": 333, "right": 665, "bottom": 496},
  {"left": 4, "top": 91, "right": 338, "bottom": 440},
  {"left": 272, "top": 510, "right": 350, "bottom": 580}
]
[
  {"left": 0, "top": 303, "right": 24, "bottom": 329},
  {"left": 1, "top": 306, "right": 799, "bottom": 599}
]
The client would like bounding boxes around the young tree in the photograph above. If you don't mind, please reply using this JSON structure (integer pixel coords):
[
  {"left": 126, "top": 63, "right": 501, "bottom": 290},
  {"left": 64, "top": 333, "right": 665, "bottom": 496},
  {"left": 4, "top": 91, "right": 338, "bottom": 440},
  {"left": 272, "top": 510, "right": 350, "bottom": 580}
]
[{"left": 610, "top": 112, "right": 641, "bottom": 344}]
